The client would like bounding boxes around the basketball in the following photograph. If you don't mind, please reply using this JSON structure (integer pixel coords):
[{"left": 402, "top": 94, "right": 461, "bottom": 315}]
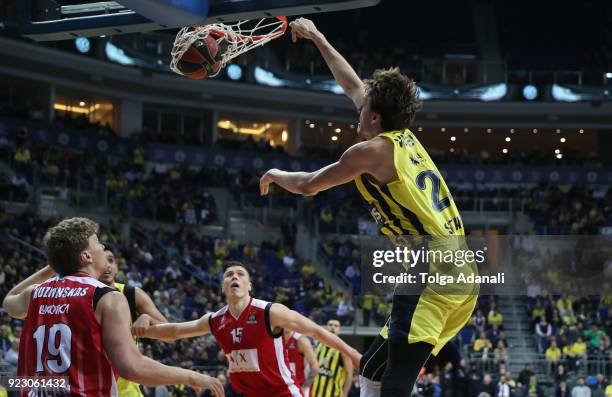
[{"left": 176, "top": 34, "right": 227, "bottom": 79}]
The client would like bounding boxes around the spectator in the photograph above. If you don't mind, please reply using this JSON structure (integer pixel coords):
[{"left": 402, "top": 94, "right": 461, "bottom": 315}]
[
  {"left": 362, "top": 292, "right": 374, "bottom": 326},
  {"left": 556, "top": 381, "right": 571, "bottom": 397},
  {"left": 487, "top": 306, "right": 503, "bottom": 328},
  {"left": 546, "top": 340, "right": 562, "bottom": 373},
  {"left": 4, "top": 338, "right": 18, "bottom": 368},
  {"left": 493, "top": 340, "right": 509, "bottom": 365},
  {"left": 496, "top": 375, "right": 510, "bottom": 397},
  {"left": 518, "top": 363, "right": 534, "bottom": 388},
  {"left": 472, "top": 309, "right": 486, "bottom": 329},
  {"left": 336, "top": 295, "right": 355, "bottom": 326},
  {"left": 555, "top": 364, "right": 568, "bottom": 384},
  {"left": 0, "top": 325, "right": 10, "bottom": 355},
  {"left": 535, "top": 316, "right": 552, "bottom": 353},
  {"left": 524, "top": 375, "right": 542, "bottom": 397},
  {"left": 572, "top": 377, "right": 592, "bottom": 397},
  {"left": 473, "top": 330, "right": 493, "bottom": 358}
]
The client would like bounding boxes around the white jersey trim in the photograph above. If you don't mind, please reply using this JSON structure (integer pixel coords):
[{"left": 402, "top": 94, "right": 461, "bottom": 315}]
[
  {"left": 61, "top": 275, "right": 109, "bottom": 289},
  {"left": 211, "top": 305, "right": 229, "bottom": 319},
  {"left": 274, "top": 336, "right": 302, "bottom": 397},
  {"left": 251, "top": 298, "right": 269, "bottom": 310}
]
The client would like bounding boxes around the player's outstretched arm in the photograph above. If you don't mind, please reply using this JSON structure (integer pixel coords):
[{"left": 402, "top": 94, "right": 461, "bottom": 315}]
[
  {"left": 98, "top": 292, "right": 224, "bottom": 396},
  {"left": 269, "top": 303, "right": 361, "bottom": 368},
  {"left": 2, "top": 265, "right": 55, "bottom": 319},
  {"left": 298, "top": 336, "right": 319, "bottom": 388},
  {"left": 290, "top": 17, "right": 365, "bottom": 109},
  {"left": 133, "top": 313, "right": 211, "bottom": 341},
  {"left": 260, "top": 141, "right": 378, "bottom": 196}
]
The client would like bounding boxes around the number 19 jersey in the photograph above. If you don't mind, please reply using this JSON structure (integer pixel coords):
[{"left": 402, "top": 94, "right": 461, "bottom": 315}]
[
  {"left": 18, "top": 273, "right": 118, "bottom": 396},
  {"left": 354, "top": 129, "right": 463, "bottom": 239}
]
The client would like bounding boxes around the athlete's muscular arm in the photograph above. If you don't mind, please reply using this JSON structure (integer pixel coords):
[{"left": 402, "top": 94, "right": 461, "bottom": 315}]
[
  {"left": 298, "top": 336, "right": 319, "bottom": 388},
  {"left": 133, "top": 313, "right": 211, "bottom": 341},
  {"left": 341, "top": 352, "right": 353, "bottom": 397},
  {"left": 135, "top": 287, "right": 168, "bottom": 323},
  {"left": 290, "top": 17, "right": 365, "bottom": 108},
  {"left": 98, "top": 292, "right": 224, "bottom": 396},
  {"left": 2, "top": 265, "right": 55, "bottom": 318},
  {"left": 269, "top": 303, "right": 361, "bottom": 368},
  {"left": 260, "top": 140, "right": 383, "bottom": 196}
]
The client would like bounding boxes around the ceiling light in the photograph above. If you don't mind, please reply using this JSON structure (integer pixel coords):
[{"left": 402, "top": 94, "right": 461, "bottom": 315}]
[
  {"left": 335, "top": 128, "right": 341, "bottom": 133},
  {"left": 328, "top": 122, "right": 333, "bottom": 127},
  {"left": 505, "top": 137, "right": 511, "bottom": 142},
  {"left": 556, "top": 154, "right": 563, "bottom": 159},
  {"left": 450, "top": 136, "right": 456, "bottom": 142},
  {"left": 486, "top": 128, "right": 492, "bottom": 133},
  {"left": 510, "top": 129, "right": 515, "bottom": 133},
  {"left": 560, "top": 137, "right": 566, "bottom": 143},
  {"left": 464, "top": 128, "right": 469, "bottom": 132},
  {"left": 556, "top": 129, "right": 561, "bottom": 133},
  {"left": 331, "top": 135, "right": 338, "bottom": 141},
  {"left": 281, "top": 130, "right": 288, "bottom": 142},
  {"left": 579, "top": 129, "right": 584, "bottom": 134},
  {"left": 533, "top": 128, "right": 538, "bottom": 133},
  {"left": 309, "top": 123, "right": 315, "bottom": 128},
  {"left": 441, "top": 128, "right": 446, "bottom": 132},
  {"left": 502, "top": 148, "right": 508, "bottom": 154},
  {"left": 555, "top": 149, "right": 560, "bottom": 154}
]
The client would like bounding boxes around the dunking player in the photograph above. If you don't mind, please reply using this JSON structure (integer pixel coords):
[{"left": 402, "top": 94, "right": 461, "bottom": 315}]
[
  {"left": 283, "top": 328, "right": 319, "bottom": 395},
  {"left": 2, "top": 217, "right": 224, "bottom": 396},
  {"left": 310, "top": 319, "right": 353, "bottom": 397},
  {"left": 99, "top": 246, "right": 168, "bottom": 397},
  {"left": 259, "top": 18, "right": 478, "bottom": 397},
  {"left": 133, "top": 262, "right": 361, "bottom": 397}
]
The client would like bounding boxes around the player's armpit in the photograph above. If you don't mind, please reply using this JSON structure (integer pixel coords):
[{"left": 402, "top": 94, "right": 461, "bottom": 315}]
[{"left": 142, "top": 313, "right": 211, "bottom": 341}]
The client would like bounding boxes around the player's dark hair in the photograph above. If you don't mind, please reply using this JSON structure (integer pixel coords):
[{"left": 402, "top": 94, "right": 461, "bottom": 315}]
[
  {"left": 103, "top": 242, "right": 116, "bottom": 255},
  {"left": 364, "top": 67, "right": 422, "bottom": 131},
  {"left": 43, "top": 217, "right": 99, "bottom": 276},
  {"left": 223, "top": 261, "right": 251, "bottom": 279}
]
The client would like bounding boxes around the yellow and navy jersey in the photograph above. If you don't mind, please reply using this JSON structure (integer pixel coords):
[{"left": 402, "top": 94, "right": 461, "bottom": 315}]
[
  {"left": 355, "top": 129, "right": 464, "bottom": 239},
  {"left": 114, "top": 282, "right": 144, "bottom": 397},
  {"left": 311, "top": 343, "right": 345, "bottom": 397}
]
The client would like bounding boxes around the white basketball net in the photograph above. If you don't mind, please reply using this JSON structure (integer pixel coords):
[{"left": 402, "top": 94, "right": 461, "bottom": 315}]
[{"left": 171, "top": 17, "right": 287, "bottom": 78}]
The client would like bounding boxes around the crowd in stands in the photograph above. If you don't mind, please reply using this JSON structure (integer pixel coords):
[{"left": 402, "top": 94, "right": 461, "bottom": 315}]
[{"left": 528, "top": 294, "right": 612, "bottom": 397}]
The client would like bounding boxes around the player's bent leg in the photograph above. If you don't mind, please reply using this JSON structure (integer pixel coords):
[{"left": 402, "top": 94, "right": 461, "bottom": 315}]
[{"left": 379, "top": 340, "right": 433, "bottom": 397}]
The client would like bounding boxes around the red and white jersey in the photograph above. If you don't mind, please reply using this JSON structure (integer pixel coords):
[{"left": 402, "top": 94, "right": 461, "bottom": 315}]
[
  {"left": 18, "top": 273, "right": 118, "bottom": 397},
  {"left": 209, "top": 297, "right": 301, "bottom": 397},
  {"left": 285, "top": 332, "right": 307, "bottom": 388}
]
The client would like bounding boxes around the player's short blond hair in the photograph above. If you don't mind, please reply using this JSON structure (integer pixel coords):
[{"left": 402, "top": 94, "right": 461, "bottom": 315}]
[{"left": 43, "top": 217, "right": 99, "bottom": 276}]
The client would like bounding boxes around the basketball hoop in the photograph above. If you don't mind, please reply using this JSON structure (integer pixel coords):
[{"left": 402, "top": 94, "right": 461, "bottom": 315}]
[{"left": 171, "top": 16, "right": 288, "bottom": 77}]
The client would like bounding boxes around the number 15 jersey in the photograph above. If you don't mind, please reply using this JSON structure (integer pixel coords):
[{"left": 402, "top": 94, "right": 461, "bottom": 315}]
[
  {"left": 18, "top": 273, "right": 118, "bottom": 396},
  {"left": 209, "top": 298, "right": 301, "bottom": 397}
]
